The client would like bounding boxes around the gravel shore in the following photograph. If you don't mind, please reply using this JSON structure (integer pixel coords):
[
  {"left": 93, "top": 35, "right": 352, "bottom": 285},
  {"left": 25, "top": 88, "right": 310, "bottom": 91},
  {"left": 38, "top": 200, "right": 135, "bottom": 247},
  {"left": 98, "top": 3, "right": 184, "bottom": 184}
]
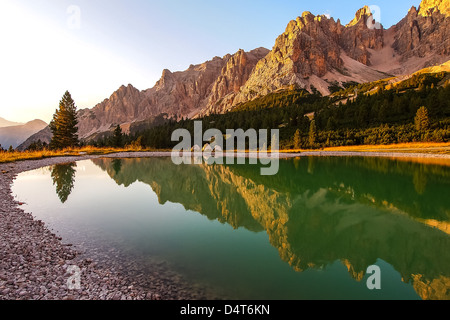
[
  {"left": 1, "top": 151, "right": 449, "bottom": 300},
  {"left": 0, "top": 155, "right": 157, "bottom": 300}
]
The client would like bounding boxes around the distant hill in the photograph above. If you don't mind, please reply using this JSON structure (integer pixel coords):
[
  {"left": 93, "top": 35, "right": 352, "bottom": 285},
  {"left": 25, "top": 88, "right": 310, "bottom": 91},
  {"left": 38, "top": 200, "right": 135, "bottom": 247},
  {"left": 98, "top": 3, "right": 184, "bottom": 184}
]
[
  {"left": 16, "top": 126, "right": 52, "bottom": 151},
  {"left": 0, "top": 117, "right": 23, "bottom": 128},
  {"left": 0, "top": 120, "right": 48, "bottom": 149}
]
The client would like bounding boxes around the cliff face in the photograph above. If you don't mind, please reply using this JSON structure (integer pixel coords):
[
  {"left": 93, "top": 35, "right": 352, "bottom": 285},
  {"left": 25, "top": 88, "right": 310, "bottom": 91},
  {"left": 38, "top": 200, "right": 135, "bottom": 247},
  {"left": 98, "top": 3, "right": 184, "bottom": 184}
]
[
  {"left": 242, "top": 12, "right": 345, "bottom": 91},
  {"left": 341, "top": 6, "right": 384, "bottom": 65},
  {"left": 391, "top": 2, "right": 450, "bottom": 66},
  {"left": 142, "top": 57, "right": 227, "bottom": 119},
  {"left": 77, "top": 84, "right": 152, "bottom": 139},
  {"left": 204, "top": 48, "right": 270, "bottom": 115}
]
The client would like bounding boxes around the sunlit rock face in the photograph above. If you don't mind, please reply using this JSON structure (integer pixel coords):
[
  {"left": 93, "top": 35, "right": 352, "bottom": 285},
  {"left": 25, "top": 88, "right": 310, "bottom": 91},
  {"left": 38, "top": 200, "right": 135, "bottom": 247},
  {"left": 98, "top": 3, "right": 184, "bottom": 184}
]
[
  {"left": 392, "top": 1, "right": 450, "bottom": 62},
  {"left": 419, "top": 0, "right": 450, "bottom": 17},
  {"left": 77, "top": 84, "right": 151, "bottom": 139}
]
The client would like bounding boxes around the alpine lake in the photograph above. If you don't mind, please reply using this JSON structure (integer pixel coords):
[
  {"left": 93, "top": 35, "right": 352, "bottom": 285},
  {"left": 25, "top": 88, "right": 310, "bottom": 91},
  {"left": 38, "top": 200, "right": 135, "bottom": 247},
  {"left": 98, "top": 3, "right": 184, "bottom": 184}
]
[{"left": 12, "top": 156, "right": 450, "bottom": 300}]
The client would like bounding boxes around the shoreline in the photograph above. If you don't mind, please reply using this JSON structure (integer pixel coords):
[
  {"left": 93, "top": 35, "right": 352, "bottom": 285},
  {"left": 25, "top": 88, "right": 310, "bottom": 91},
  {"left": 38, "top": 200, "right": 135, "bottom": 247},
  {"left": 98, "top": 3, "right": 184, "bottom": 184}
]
[
  {"left": 0, "top": 155, "right": 159, "bottom": 300},
  {"left": 1, "top": 151, "right": 449, "bottom": 300}
]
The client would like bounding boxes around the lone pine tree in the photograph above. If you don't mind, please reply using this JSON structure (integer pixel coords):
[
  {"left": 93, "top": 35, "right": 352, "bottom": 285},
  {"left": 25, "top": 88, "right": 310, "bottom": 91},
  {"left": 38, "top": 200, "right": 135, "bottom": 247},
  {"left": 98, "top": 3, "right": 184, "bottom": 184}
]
[{"left": 49, "top": 91, "right": 79, "bottom": 149}]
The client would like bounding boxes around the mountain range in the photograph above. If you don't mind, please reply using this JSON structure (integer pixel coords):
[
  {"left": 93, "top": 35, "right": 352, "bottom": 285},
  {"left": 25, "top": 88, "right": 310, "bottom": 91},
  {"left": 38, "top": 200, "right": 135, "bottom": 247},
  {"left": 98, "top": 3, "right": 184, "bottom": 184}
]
[
  {"left": 0, "top": 119, "right": 47, "bottom": 149},
  {"left": 17, "top": 0, "right": 450, "bottom": 148}
]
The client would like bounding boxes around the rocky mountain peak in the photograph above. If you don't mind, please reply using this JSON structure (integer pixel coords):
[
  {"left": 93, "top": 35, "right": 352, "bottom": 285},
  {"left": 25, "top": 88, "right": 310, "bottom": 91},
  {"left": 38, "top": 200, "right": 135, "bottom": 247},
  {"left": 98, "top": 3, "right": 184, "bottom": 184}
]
[
  {"left": 201, "top": 47, "right": 270, "bottom": 115},
  {"left": 346, "top": 5, "right": 373, "bottom": 27},
  {"left": 213, "top": 6, "right": 385, "bottom": 105},
  {"left": 409, "top": 6, "right": 419, "bottom": 15},
  {"left": 301, "top": 11, "right": 313, "bottom": 18},
  {"left": 284, "top": 11, "right": 331, "bottom": 34},
  {"left": 155, "top": 69, "right": 174, "bottom": 88},
  {"left": 392, "top": 0, "right": 450, "bottom": 68},
  {"left": 110, "top": 84, "right": 140, "bottom": 102},
  {"left": 419, "top": 0, "right": 450, "bottom": 17},
  {"left": 76, "top": 83, "right": 152, "bottom": 139}
]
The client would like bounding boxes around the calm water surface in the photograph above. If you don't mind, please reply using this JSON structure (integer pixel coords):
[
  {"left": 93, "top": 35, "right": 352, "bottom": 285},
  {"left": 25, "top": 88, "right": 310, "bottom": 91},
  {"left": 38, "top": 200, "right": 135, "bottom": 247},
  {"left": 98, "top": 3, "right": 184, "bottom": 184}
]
[{"left": 12, "top": 157, "right": 450, "bottom": 300}]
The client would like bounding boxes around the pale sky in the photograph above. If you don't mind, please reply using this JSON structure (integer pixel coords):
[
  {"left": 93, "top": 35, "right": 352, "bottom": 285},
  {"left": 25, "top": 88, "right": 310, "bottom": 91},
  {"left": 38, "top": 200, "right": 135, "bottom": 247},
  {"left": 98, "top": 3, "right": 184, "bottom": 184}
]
[{"left": 0, "top": 0, "right": 421, "bottom": 124}]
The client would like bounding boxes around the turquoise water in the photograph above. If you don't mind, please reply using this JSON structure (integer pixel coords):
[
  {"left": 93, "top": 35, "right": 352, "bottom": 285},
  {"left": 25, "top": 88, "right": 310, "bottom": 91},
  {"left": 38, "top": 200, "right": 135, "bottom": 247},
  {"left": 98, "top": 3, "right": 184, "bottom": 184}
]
[{"left": 12, "top": 157, "right": 450, "bottom": 300}]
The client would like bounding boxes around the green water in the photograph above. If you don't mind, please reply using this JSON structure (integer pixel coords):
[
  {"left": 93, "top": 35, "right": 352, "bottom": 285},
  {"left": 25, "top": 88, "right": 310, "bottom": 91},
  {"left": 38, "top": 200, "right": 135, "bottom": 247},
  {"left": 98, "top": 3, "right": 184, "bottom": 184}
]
[{"left": 12, "top": 156, "right": 450, "bottom": 300}]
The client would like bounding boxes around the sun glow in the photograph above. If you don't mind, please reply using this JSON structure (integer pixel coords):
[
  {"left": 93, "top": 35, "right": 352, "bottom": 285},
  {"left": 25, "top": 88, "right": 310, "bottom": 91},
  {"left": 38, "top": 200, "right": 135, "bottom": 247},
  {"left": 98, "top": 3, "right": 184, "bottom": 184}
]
[{"left": 0, "top": 1, "right": 149, "bottom": 123}]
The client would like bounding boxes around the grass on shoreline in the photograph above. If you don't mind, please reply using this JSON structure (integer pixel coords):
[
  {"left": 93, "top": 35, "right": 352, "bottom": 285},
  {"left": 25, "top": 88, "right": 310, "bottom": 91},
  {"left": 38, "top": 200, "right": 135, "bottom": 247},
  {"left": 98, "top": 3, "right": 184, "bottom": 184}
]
[
  {"left": 282, "top": 142, "right": 450, "bottom": 155},
  {"left": 1, "top": 142, "right": 450, "bottom": 164},
  {"left": 0, "top": 146, "right": 164, "bottom": 164},
  {"left": 322, "top": 142, "right": 450, "bottom": 154}
]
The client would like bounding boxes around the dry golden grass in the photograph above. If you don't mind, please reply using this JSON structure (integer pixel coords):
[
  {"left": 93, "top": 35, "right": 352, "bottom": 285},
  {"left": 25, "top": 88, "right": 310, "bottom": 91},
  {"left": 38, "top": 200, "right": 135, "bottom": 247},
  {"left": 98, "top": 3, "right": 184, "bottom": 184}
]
[
  {"left": 321, "top": 142, "right": 450, "bottom": 154},
  {"left": 0, "top": 146, "right": 160, "bottom": 163},
  {"left": 279, "top": 142, "right": 450, "bottom": 156}
]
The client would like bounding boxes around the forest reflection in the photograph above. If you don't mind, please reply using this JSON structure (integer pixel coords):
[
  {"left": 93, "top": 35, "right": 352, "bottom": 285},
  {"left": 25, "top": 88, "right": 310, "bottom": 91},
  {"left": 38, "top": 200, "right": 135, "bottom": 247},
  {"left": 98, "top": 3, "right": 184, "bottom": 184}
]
[
  {"left": 87, "top": 156, "right": 450, "bottom": 300},
  {"left": 51, "top": 162, "right": 76, "bottom": 203}
]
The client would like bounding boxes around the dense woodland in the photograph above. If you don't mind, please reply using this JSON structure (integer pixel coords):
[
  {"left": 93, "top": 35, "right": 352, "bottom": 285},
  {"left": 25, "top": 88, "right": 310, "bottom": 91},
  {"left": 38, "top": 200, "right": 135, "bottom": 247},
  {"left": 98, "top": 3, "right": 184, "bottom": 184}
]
[{"left": 72, "top": 72, "right": 450, "bottom": 150}]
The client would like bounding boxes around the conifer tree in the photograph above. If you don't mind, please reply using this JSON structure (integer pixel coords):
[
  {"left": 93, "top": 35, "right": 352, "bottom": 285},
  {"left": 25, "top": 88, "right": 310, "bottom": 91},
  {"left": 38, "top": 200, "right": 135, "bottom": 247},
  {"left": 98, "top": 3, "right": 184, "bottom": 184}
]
[
  {"left": 293, "top": 129, "right": 301, "bottom": 150},
  {"left": 414, "top": 106, "right": 430, "bottom": 132},
  {"left": 49, "top": 91, "right": 79, "bottom": 149},
  {"left": 112, "top": 125, "right": 123, "bottom": 148},
  {"left": 309, "top": 120, "right": 317, "bottom": 148}
]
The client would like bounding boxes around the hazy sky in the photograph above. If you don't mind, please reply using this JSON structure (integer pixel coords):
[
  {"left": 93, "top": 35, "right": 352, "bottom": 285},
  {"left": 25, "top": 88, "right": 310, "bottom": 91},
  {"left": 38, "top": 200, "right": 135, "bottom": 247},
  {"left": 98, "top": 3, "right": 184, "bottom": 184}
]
[{"left": 0, "top": 0, "right": 421, "bottom": 123}]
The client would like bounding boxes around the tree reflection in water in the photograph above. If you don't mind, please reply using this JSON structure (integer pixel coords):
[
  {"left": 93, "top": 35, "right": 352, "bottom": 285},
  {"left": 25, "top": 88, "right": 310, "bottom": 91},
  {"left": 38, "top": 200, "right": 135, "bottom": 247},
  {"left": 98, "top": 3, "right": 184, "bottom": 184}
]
[{"left": 51, "top": 163, "right": 77, "bottom": 203}]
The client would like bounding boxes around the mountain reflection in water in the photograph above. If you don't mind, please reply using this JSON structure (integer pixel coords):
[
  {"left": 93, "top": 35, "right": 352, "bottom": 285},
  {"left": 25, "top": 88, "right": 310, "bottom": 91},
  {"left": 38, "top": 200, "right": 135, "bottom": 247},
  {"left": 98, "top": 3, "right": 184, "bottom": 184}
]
[{"left": 78, "top": 156, "right": 450, "bottom": 300}]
